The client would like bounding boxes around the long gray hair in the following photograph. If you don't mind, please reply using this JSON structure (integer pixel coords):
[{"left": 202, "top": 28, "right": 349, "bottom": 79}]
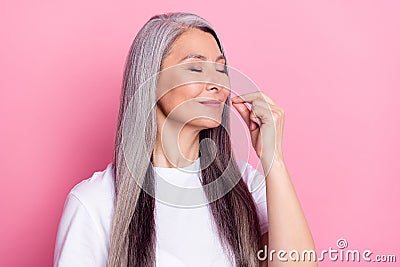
[{"left": 108, "top": 12, "right": 262, "bottom": 267}]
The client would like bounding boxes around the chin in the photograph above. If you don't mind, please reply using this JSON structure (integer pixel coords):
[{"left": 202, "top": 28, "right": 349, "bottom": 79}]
[{"left": 189, "top": 117, "right": 222, "bottom": 129}]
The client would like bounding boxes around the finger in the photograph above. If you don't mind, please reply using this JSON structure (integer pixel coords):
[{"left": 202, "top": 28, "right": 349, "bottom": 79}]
[
  {"left": 231, "top": 91, "right": 276, "bottom": 105},
  {"left": 231, "top": 102, "right": 258, "bottom": 130},
  {"left": 249, "top": 110, "right": 261, "bottom": 130},
  {"left": 247, "top": 99, "right": 271, "bottom": 128}
]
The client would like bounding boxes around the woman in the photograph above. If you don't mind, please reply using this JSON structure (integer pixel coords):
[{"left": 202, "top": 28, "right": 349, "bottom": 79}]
[{"left": 54, "top": 12, "right": 316, "bottom": 267}]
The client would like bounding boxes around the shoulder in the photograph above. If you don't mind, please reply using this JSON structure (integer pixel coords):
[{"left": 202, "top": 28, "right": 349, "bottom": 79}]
[
  {"left": 235, "top": 159, "right": 266, "bottom": 193},
  {"left": 70, "top": 162, "right": 114, "bottom": 197},
  {"left": 236, "top": 159, "right": 269, "bottom": 234},
  {"left": 69, "top": 162, "right": 115, "bottom": 204},
  {"left": 65, "top": 162, "right": 115, "bottom": 233},
  {"left": 54, "top": 163, "right": 115, "bottom": 266}
]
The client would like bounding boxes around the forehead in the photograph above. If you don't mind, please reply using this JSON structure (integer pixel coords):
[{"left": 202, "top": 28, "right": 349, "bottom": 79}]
[{"left": 164, "top": 28, "right": 223, "bottom": 63}]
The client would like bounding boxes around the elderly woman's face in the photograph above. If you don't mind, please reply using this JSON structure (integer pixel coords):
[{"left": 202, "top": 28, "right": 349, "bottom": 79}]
[{"left": 156, "top": 28, "right": 230, "bottom": 130}]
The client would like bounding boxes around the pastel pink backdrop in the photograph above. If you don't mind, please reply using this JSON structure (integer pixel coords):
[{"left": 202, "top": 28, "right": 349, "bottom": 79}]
[{"left": 1, "top": 1, "right": 399, "bottom": 266}]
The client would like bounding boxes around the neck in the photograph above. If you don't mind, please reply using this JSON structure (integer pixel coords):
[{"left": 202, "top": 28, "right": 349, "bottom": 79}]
[{"left": 153, "top": 115, "right": 201, "bottom": 168}]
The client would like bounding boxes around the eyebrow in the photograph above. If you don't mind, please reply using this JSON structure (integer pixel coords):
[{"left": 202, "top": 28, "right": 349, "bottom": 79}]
[{"left": 179, "top": 53, "right": 226, "bottom": 63}]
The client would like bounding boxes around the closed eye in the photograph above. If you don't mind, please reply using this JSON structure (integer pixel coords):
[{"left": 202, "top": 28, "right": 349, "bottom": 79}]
[
  {"left": 216, "top": 63, "right": 228, "bottom": 75},
  {"left": 189, "top": 68, "right": 202, "bottom": 72},
  {"left": 216, "top": 67, "right": 228, "bottom": 75}
]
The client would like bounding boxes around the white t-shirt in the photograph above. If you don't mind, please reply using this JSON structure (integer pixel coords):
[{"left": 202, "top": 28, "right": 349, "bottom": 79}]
[{"left": 54, "top": 157, "right": 268, "bottom": 267}]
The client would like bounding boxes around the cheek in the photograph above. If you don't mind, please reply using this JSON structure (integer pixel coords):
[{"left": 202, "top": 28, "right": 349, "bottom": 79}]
[{"left": 158, "top": 84, "right": 202, "bottom": 115}]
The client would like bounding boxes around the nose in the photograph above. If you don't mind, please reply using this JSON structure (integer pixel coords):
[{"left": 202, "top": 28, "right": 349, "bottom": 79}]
[
  {"left": 206, "top": 83, "right": 221, "bottom": 91},
  {"left": 204, "top": 82, "right": 230, "bottom": 98}
]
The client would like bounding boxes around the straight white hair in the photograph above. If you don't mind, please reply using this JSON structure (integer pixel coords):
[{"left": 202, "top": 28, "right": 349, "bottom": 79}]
[{"left": 108, "top": 12, "right": 263, "bottom": 267}]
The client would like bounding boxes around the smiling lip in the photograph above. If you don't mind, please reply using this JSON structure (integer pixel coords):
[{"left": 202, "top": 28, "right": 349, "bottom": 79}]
[{"left": 198, "top": 99, "right": 223, "bottom": 108}]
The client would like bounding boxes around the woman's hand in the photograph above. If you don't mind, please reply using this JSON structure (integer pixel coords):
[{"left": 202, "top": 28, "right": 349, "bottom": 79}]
[
  {"left": 233, "top": 92, "right": 317, "bottom": 267},
  {"left": 231, "top": 91, "right": 285, "bottom": 164}
]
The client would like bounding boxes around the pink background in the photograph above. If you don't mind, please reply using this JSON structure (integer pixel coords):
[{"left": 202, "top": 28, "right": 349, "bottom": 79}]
[{"left": 1, "top": 1, "right": 399, "bottom": 266}]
